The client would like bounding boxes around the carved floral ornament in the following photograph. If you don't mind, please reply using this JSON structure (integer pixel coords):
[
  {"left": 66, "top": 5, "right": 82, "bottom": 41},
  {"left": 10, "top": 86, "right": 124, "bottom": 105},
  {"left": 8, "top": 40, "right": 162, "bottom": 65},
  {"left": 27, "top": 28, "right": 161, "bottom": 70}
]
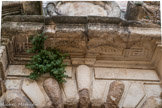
[{"left": 45, "top": 1, "right": 121, "bottom": 17}]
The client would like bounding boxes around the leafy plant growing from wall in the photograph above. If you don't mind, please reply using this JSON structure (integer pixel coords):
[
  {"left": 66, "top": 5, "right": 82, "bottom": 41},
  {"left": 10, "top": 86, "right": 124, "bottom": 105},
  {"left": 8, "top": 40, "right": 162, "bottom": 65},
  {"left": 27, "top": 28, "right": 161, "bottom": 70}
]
[{"left": 26, "top": 33, "right": 68, "bottom": 83}]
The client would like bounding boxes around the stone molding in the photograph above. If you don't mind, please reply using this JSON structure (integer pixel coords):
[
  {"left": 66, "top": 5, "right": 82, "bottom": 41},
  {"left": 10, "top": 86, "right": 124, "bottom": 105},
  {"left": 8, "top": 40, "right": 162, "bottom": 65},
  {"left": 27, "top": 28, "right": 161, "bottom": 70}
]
[{"left": 2, "top": 15, "right": 161, "bottom": 69}]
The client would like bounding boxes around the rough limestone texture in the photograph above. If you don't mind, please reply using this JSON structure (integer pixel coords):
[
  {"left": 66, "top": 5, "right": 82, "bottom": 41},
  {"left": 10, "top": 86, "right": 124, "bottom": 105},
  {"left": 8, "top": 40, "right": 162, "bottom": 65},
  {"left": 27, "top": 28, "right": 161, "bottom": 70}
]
[
  {"left": 5, "top": 90, "right": 34, "bottom": 108},
  {"left": 125, "top": 1, "right": 160, "bottom": 24},
  {"left": 79, "top": 89, "right": 90, "bottom": 108},
  {"left": 22, "top": 79, "right": 46, "bottom": 108},
  {"left": 43, "top": 78, "right": 63, "bottom": 108},
  {"left": 2, "top": 15, "right": 161, "bottom": 69},
  {"left": 0, "top": 93, "right": 7, "bottom": 108},
  {"left": 23, "top": 1, "right": 41, "bottom": 15},
  {"left": 141, "top": 96, "right": 162, "bottom": 108},
  {"left": 105, "top": 81, "right": 124, "bottom": 108}
]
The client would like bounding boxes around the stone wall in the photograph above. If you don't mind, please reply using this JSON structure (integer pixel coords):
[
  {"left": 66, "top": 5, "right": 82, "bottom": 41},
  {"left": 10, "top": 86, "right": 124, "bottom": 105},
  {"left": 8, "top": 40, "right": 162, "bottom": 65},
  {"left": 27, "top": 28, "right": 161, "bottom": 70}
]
[
  {"left": 2, "top": 64, "right": 162, "bottom": 108},
  {"left": 1, "top": 15, "right": 161, "bottom": 69},
  {"left": 0, "top": 1, "right": 162, "bottom": 107}
]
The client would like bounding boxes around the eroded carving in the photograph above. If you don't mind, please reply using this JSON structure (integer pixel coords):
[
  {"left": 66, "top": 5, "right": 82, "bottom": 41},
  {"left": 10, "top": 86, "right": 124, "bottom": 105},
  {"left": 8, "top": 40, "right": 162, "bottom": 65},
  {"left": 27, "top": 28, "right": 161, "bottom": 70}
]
[{"left": 44, "top": 1, "right": 120, "bottom": 17}]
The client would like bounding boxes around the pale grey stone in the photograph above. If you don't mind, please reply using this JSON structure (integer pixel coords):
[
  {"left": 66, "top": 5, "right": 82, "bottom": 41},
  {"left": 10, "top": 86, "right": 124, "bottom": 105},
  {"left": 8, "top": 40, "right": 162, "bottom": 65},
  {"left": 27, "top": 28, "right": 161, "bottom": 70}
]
[{"left": 22, "top": 78, "right": 47, "bottom": 108}]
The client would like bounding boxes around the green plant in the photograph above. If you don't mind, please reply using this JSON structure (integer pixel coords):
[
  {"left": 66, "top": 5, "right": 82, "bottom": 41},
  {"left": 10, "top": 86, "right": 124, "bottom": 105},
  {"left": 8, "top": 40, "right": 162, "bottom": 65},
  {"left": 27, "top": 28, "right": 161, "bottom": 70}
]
[{"left": 26, "top": 33, "right": 68, "bottom": 83}]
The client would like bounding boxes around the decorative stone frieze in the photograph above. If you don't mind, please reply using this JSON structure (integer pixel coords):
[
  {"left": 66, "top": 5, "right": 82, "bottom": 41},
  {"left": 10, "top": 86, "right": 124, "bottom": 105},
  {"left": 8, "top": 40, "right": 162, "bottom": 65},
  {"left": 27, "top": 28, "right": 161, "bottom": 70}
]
[{"left": 1, "top": 15, "right": 161, "bottom": 68}]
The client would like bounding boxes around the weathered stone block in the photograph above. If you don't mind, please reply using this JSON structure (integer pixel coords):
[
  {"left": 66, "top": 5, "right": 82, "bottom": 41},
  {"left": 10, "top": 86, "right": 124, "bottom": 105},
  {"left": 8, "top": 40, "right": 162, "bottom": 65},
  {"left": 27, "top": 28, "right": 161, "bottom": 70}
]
[
  {"left": 22, "top": 78, "right": 46, "bottom": 107},
  {"left": 125, "top": 1, "right": 144, "bottom": 20},
  {"left": 105, "top": 81, "right": 124, "bottom": 108},
  {"left": 125, "top": 1, "right": 160, "bottom": 24},
  {"left": 5, "top": 78, "right": 21, "bottom": 90},
  {"left": 23, "top": 1, "right": 41, "bottom": 15},
  {"left": 43, "top": 78, "right": 63, "bottom": 108},
  {"left": 7, "top": 65, "right": 31, "bottom": 76},
  {"left": 123, "top": 83, "right": 145, "bottom": 108},
  {"left": 76, "top": 65, "right": 92, "bottom": 91},
  {"left": 91, "top": 80, "right": 108, "bottom": 107},
  {"left": 62, "top": 79, "right": 79, "bottom": 108},
  {"left": 5, "top": 90, "right": 34, "bottom": 108},
  {"left": 79, "top": 89, "right": 90, "bottom": 108}
]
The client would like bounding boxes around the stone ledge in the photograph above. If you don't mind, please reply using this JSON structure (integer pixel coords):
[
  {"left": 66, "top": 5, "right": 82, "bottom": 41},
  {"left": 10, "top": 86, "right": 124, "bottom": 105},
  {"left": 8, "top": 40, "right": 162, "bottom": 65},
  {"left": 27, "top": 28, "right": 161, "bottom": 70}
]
[
  {"left": 2, "top": 15, "right": 160, "bottom": 28},
  {"left": 3, "top": 15, "right": 44, "bottom": 22}
]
